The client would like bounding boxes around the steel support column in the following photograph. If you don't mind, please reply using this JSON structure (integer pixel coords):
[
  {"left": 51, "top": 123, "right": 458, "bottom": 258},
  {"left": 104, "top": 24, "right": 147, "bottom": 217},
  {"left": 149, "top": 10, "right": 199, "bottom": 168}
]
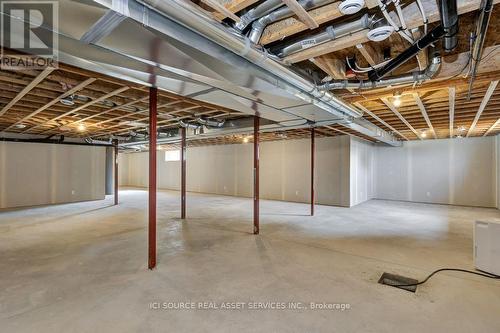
[
  {"left": 310, "top": 127, "right": 315, "bottom": 216},
  {"left": 113, "top": 139, "right": 118, "bottom": 205},
  {"left": 148, "top": 87, "right": 158, "bottom": 270},
  {"left": 253, "top": 115, "right": 260, "bottom": 235},
  {"left": 180, "top": 127, "right": 186, "bottom": 219}
]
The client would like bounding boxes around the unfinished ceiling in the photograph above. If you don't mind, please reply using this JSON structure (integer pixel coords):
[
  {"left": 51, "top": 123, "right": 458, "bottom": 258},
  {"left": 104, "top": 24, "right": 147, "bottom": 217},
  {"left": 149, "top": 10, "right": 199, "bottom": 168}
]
[{"left": 0, "top": 0, "right": 499, "bottom": 148}]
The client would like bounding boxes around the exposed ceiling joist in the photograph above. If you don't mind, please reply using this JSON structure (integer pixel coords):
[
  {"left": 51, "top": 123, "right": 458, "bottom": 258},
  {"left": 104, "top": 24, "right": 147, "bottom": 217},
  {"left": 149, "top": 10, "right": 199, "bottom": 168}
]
[
  {"left": 283, "top": 0, "right": 498, "bottom": 63},
  {"left": 381, "top": 97, "right": 422, "bottom": 140},
  {"left": 356, "top": 43, "right": 382, "bottom": 67},
  {"left": 413, "top": 93, "right": 437, "bottom": 139},
  {"left": 201, "top": 0, "right": 241, "bottom": 22},
  {"left": 260, "top": 2, "right": 344, "bottom": 45},
  {"left": 354, "top": 102, "right": 409, "bottom": 140},
  {"left": 0, "top": 67, "right": 54, "bottom": 117},
  {"left": 466, "top": 80, "right": 499, "bottom": 137},
  {"left": 28, "top": 86, "right": 130, "bottom": 134},
  {"left": 449, "top": 86, "right": 455, "bottom": 138},
  {"left": 213, "top": 0, "right": 259, "bottom": 20},
  {"left": 280, "top": 0, "right": 319, "bottom": 29},
  {"left": 1, "top": 78, "right": 96, "bottom": 132},
  {"left": 483, "top": 118, "right": 500, "bottom": 136}
]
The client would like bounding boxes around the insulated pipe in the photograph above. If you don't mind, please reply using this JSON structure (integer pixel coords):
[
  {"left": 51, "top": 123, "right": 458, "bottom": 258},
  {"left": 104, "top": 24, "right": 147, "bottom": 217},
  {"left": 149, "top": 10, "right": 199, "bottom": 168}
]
[
  {"left": 275, "top": 14, "right": 372, "bottom": 58},
  {"left": 321, "top": 55, "right": 441, "bottom": 90},
  {"left": 248, "top": 0, "right": 336, "bottom": 44},
  {"left": 368, "top": 26, "right": 444, "bottom": 81},
  {"left": 141, "top": 0, "right": 363, "bottom": 120},
  {"left": 234, "top": 0, "right": 284, "bottom": 32},
  {"left": 438, "top": 0, "right": 458, "bottom": 52}
]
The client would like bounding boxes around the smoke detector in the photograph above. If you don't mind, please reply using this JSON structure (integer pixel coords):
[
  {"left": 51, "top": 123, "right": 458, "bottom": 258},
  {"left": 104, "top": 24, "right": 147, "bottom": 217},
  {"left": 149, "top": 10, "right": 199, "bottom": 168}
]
[
  {"left": 339, "top": 0, "right": 365, "bottom": 15},
  {"left": 367, "top": 25, "right": 394, "bottom": 42}
]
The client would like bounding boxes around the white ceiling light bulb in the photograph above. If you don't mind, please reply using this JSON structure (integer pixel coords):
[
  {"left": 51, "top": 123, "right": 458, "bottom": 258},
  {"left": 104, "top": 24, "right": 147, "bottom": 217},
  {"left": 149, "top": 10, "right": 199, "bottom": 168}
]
[
  {"left": 77, "top": 123, "right": 86, "bottom": 132},
  {"left": 421, "top": 131, "right": 427, "bottom": 138},
  {"left": 393, "top": 96, "right": 402, "bottom": 107},
  {"left": 243, "top": 136, "right": 249, "bottom": 143}
]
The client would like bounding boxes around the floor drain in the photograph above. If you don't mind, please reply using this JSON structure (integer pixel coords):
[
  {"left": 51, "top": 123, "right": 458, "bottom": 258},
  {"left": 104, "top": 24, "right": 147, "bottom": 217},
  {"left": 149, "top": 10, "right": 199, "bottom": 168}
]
[{"left": 378, "top": 272, "right": 418, "bottom": 293}]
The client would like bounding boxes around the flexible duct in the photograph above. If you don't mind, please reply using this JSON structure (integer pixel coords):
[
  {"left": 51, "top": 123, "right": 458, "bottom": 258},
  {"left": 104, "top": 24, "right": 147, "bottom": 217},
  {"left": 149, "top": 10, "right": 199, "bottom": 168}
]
[
  {"left": 141, "top": 0, "right": 364, "bottom": 120},
  {"left": 179, "top": 120, "right": 201, "bottom": 129},
  {"left": 275, "top": 14, "right": 374, "bottom": 58},
  {"left": 234, "top": 0, "right": 284, "bottom": 32},
  {"left": 248, "top": 0, "right": 336, "bottom": 44},
  {"left": 319, "top": 55, "right": 441, "bottom": 90}
]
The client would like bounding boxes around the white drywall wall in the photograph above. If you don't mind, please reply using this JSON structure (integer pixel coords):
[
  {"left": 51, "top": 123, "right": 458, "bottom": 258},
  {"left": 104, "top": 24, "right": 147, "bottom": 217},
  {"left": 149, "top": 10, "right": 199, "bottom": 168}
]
[
  {"left": 374, "top": 137, "right": 497, "bottom": 207},
  {"left": 0, "top": 142, "right": 106, "bottom": 209},
  {"left": 350, "top": 138, "right": 375, "bottom": 207},
  {"left": 119, "top": 136, "right": 351, "bottom": 206}
]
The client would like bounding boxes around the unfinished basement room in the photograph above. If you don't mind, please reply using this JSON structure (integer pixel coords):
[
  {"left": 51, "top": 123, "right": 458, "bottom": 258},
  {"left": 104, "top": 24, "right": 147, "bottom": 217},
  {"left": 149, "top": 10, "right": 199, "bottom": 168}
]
[{"left": 1, "top": 0, "right": 500, "bottom": 331}]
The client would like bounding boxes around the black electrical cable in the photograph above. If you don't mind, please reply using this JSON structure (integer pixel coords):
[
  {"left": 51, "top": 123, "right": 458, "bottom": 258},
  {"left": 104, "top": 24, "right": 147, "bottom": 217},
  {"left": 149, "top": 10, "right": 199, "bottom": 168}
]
[{"left": 392, "top": 268, "right": 500, "bottom": 288}]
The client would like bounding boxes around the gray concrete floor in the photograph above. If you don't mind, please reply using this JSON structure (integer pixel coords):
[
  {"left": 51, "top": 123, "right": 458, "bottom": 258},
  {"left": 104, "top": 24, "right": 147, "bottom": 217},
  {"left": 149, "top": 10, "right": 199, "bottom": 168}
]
[{"left": 1, "top": 188, "right": 500, "bottom": 332}]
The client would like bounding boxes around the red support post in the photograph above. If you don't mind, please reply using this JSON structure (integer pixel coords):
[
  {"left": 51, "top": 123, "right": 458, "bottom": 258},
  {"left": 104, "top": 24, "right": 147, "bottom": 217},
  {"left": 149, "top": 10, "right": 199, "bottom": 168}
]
[
  {"left": 253, "top": 115, "right": 260, "bottom": 234},
  {"left": 180, "top": 127, "right": 186, "bottom": 219},
  {"left": 310, "top": 127, "right": 315, "bottom": 216},
  {"left": 148, "top": 87, "right": 158, "bottom": 270},
  {"left": 113, "top": 139, "right": 118, "bottom": 205}
]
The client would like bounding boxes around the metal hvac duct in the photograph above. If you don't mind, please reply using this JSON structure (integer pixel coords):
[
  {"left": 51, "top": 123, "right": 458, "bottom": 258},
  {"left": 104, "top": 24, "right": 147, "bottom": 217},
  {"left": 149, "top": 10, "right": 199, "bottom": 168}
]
[
  {"left": 438, "top": 0, "right": 458, "bottom": 52},
  {"left": 196, "top": 117, "right": 225, "bottom": 128},
  {"left": 141, "top": 0, "right": 363, "bottom": 120},
  {"left": 320, "top": 55, "right": 441, "bottom": 90},
  {"left": 248, "top": 0, "right": 337, "bottom": 44},
  {"left": 234, "top": 0, "right": 285, "bottom": 32},
  {"left": 274, "top": 14, "right": 375, "bottom": 58}
]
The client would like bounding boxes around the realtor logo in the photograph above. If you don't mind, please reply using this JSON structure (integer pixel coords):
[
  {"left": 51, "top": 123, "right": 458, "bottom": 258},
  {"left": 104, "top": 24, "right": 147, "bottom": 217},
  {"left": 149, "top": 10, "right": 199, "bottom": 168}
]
[{"left": 1, "top": 1, "right": 58, "bottom": 69}]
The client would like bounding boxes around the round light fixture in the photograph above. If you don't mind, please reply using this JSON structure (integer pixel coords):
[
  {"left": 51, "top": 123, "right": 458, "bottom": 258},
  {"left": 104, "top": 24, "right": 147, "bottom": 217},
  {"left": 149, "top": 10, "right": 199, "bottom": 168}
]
[
  {"left": 367, "top": 26, "right": 394, "bottom": 42},
  {"left": 339, "top": 0, "right": 365, "bottom": 15},
  {"left": 393, "top": 97, "right": 402, "bottom": 107}
]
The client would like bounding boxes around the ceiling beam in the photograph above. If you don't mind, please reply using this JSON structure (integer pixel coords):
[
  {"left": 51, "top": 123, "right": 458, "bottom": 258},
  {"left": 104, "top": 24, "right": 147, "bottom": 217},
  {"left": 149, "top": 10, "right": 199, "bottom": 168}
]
[
  {"left": 281, "top": 0, "right": 318, "bottom": 29},
  {"left": 413, "top": 93, "right": 437, "bottom": 139},
  {"left": 213, "top": 0, "right": 259, "bottom": 20},
  {"left": 354, "top": 102, "right": 409, "bottom": 140},
  {"left": 466, "top": 80, "right": 499, "bottom": 137},
  {"left": 260, "top": 2, "right": 343, "bottom": 45},
  {"left": 200, "top": 0, "right": 241, "bottom": 22},
  {"left": 483, "top": 119, "right": 500, "bottom": 136},
  {"left": 43, "top": 96, "right": 150, "bottom": 135},
  {"left": 356, "top": 43, "right": 382, "bottom": 67},
  {"left": 381, "top": 97, "right": 422, "bottom": 139},
  {"left": 1, "top": 78, "right": 96, "bottom": 132},
  {"left": 0, "top": 67, "right": 54, "bottom": 117},
  {"left": 24, "top": 86, "right": 129, "bottom": 134},
  {"left": 449, "top": 86, "right": 455, "bottom": 138}
]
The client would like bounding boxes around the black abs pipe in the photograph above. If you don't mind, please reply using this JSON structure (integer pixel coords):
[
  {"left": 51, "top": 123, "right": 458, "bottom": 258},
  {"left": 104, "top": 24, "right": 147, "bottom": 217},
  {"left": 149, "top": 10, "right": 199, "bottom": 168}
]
[
  {"left": 438, "top": 0, "right": 458, "bottom": 52},
  {"left": 368, "top": 0, "right": 458, "bottom": 81},
  {"left": 368, "top": 25, "right": 445, "bottom": 81}
]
